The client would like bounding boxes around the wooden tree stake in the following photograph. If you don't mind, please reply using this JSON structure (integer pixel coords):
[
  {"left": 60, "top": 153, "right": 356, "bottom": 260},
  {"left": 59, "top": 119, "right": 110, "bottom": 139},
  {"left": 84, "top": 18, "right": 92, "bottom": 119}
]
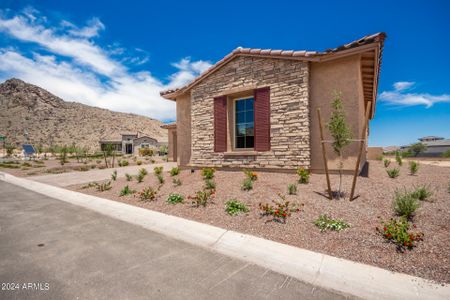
[
  {"left": 349, "top": 101, "right": 372, "bottom": 201},
  {"left": 317, "top": 108, "right": 333, "bottom": 200}
]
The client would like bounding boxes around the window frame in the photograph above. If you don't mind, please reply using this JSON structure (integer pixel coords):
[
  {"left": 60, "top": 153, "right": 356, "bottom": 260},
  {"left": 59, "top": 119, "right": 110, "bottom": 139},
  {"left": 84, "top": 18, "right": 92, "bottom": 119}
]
[{"left": 232, "top": 96, "right": 255, "bottom": 151}]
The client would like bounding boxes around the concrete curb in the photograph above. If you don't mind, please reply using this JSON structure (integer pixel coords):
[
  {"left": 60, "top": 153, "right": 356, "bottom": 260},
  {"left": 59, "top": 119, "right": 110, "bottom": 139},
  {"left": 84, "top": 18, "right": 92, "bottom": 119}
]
[{"left": 2, "top": 172, "right": 449, "bottom": 300}]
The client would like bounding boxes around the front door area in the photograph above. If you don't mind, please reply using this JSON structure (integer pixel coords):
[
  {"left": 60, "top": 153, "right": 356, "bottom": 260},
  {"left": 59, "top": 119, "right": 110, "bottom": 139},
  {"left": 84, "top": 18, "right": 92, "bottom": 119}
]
[{"left": 125, "top": 143, "right": 133, "bottom": 154}]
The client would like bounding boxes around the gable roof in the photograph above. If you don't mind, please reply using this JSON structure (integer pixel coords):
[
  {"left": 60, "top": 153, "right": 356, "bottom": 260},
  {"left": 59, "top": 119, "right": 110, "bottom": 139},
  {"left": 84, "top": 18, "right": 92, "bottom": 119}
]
[{"left": 160, "top": 32, "right": 386, "bottom": 104}]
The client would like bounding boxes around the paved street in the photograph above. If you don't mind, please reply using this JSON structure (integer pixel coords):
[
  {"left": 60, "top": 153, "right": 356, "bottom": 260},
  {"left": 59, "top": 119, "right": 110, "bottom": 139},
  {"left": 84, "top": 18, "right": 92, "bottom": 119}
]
[{"left": 0, "top": 181, "right": 351, "bottom": 300}]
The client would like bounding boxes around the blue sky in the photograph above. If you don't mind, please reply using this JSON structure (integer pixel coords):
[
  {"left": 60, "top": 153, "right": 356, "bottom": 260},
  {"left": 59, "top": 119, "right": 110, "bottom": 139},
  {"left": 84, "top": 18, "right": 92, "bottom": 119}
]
[{"left": 0, "top": 0, "right": 449, "bottom": 146}]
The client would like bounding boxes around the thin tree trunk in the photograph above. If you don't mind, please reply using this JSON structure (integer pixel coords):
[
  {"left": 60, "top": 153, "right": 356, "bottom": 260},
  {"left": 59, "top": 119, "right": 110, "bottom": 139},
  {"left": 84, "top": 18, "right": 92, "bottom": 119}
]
[
  {"left": 103, "top": 151, "right": 109, "bottom": 168},
  {"left": 338, "top": 153, "right": 343, "bottom": 200}
]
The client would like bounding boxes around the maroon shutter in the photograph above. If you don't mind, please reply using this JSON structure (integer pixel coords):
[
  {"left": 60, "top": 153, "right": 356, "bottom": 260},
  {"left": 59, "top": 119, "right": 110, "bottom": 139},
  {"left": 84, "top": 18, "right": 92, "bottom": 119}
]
[
  {"left": 254, "top": 87, "right": 270, "bottom": 151},
  {"left": 214, "top": 96, "right": 227, "bottom": 152}
]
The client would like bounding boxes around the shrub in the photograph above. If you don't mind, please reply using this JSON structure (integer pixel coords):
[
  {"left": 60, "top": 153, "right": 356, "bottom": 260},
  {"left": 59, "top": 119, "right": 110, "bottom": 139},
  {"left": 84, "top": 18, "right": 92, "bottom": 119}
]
[
  {"left": 170, "top": 167, "right": 180, "bottom": 176},
  {"left": 172, "top": 177, "right": 182, "bottom": 186},
  {"left": 118, "top": 159, "right": 129, "bottom": 167},
  {"left": 204, "top": 179, "right": 216, "bottom": 190},
  {"left": 241, "top": 177, "right": 253, "bottom": 191},
  {"left": 259, "top": 194, "right": 301, "bottom": 224},
  {"left": 111, "top": 170, "right": 117, "bottom": 181},
  {"left": 189, "top": 189, "right": 214, "bottom": 207},
  {"left": 287, "top": 184, "right": 297, "bottom": 195},
  {"left": 81, "top": 182, "right": 97, "bottom": 189},
  {"left": 225, "top": 199, "right": 249, "bottom": 216},
  {"left": 139, "top": 168, "right": 148, "bottom": 176},
  {"left": 96, "top": 181, "right": 112, "bottom": 192},
  {"left": 383, "top": 158, "right": 391, "bottom": 168},
  {"left": 377, "top": 217, "right": 423, "bottom": 252},
  {"left": 167, "top": 193, "right": 184, "bottom": 204},
  {"left": 386, "top": 168, "right": 400, "bottom": 178},
  {"left": 201, "top": 167, "right": 215, "bottom": 179},
  {"left": 157, "top": 174, "right": 165, "bottom": 184},
  {"left": 136, "top": 172, "right": 145, "bottom": 183},
  {"left": 125, "top": 173, "right": 133, "bottom": 181},
  {"left": 154, "top": 166, "right": 163, "bottom": 175},
  {"left": 297, "top": 167, "right": 310, "bottom": 184},
  {"left": 120, "top": 185, "right": 135, "bottom": 196},
  {"left": 314, "top": 215, "right": 350, "bottom": 232},
  {"left": 442, "top": 149, "right": 450, "bottom": 158},
  {"left": 395, "top": 152, "right": 403, "bottom": 166},
  {"left": 22, "top": 162, "right": 32, "bottom": 167},
  {"left": 393, "top": 190, "right": 420, "bottom": 219},
  {"left": 409, "top": 161, "right": 419, "bottom": 175},
  {"left": 136, "top": 160, "right": 142, "bottom": 166},
  {"left": 139, "top": 147, "right": 154, "bottom": 156},
  {"left": 137, "top": 187, "right": 157, "bottom": 201},
  {"left": 243, "top": 169, "right": 258, "bottom": 181},
  {"left": 411, "top": 185, "right": 432, "bottom": 201}
]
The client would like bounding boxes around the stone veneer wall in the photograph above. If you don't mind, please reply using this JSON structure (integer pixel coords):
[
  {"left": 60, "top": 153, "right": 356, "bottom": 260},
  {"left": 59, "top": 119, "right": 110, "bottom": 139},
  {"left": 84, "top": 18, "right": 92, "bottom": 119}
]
[{"left": 190, "top": 56, "right": 310, "bottom": 169}]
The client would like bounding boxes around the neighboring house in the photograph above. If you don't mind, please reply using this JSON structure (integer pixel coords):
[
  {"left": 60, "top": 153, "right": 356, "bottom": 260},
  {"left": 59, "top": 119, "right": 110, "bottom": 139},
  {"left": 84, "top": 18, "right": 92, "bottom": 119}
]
[
  {"left": 99, "top": 132, "right": 160, "bottom": 155},
  {"left": 401, "top": 136, "right": 450, "bottom": 157},
  {"left": 160, "top": 33, "right": 386, "bottom": 172}
]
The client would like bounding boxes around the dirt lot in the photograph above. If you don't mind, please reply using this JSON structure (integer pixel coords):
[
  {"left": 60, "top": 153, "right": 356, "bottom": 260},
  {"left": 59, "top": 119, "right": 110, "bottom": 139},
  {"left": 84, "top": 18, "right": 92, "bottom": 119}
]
[
  {"left": 0, "top": 155, "right": 165, "bottom": 177},
  {"left": 69, "top": 161, "right": 450, "bottom": 284}
]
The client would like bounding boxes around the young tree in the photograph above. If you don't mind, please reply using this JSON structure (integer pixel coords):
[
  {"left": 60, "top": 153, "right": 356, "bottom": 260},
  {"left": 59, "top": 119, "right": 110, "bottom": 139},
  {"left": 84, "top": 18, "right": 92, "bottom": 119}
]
[
  {"left": 409, "top": 142, "right": 427, "bottom": 157},
  {"left": 102, "top": 143, "right": 114, "bottom": 168},
  {"left": 5, "top": 143, "right": 15, "bottom": 157},
  {"left": 327, "top": 91, "right": 352, "bottom": 199}
]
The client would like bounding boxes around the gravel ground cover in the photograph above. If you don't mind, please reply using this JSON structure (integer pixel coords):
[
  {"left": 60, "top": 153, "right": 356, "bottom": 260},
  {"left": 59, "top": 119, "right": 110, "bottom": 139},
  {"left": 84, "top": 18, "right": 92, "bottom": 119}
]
[{"left": 69, "top": 161, "right": 450, "bottom": 284}]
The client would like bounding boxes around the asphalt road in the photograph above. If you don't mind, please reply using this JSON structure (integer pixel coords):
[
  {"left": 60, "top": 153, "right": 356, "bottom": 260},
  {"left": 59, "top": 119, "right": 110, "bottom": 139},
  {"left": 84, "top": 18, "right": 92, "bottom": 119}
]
[{"left": 0, "top": 181, "right": 352, "bottom": 300}]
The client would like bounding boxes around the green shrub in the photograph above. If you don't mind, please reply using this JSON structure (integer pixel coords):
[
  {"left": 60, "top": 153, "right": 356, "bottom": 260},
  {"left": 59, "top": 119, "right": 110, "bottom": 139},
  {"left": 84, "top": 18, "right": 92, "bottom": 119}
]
[
  {"left": 225, "top": 199, "right": 249, "bottom": 216},
  {"left": 383, "top": 158, "right": 391, "bottom": 168},
  {"left": 189, "top": 189, "right": 214, "bottom": 207},
  {"left": 201, "top": 167, "right": 215, "bottom": 179},
  {"left": 120, "top": 185, "right": 135, "bottom": 196},
  {"left": 96, "top": 181, "right": 112, "bottom": 192},
  {"left": 137, "top": 187, "right": 157, "bottom": 201},
  {"left": 136, "top": 160, "right": 142, "bottom": 166},
  {"left": 241, "top": 177, "right": 253, "bottom": 191},
  {"left": 243, "top": 169, "right": 258, "bottom": 181},
  {"left": 377, "top": 217, "right": 424, "bottom": 252},
  {"left": 287, "top": 184, "right": 297, "bottom": 195},
  {"left": 386, "top": 168, "right": 400, "bottom": 178},
  {"left": 22, "top": 162, "right": 32, "bottom": 167},
  {"left": 118, "top": 159, "right": 129, "bottom": 167},
  {"left": 375, "top": 155, "right": 384, "bottom": 161},
  {"left": 111, "top": 170, "right": 117, "bottom": 181},
  {"left": 314, "top": 215, "right": 350, "bottom": 232},
  {"left": 411, "top": 185, "right": 432, "bottom": 201},
  {"left": 409, "top": 161, "right": 419, "bottom": 175},
  {"left": 442, "top": 150, "right": 450, "bottom": 158},
  {"left": 167, "top": 193, "right": 184, "bottom": 204},
  {"left": 258, "top": 194, "right": 301, "bottom": 224},
  {"left": 139, "top": 168, "right": 148, "bottom": 176},
  {"left": 204, "top": 179, "right": 216, "bottom": 190},
  {"left": 297, "top": 167, "right": 310, "bottom": 184},
  {"left": 393, "top": 190, "right": 420, "bottom": 219},
  {"left": 125, "top": 173, "right": 133, "bottom": 181},
  {"left": 154, "top": 166, "right": 163, "bottom": 175},
  {"left": 81, "top": 182, "right": 97, "bottom": 189},
  {"left": 157, "top": 174, "right": 165, "bottom": 184},
  {"left": 395, "top": 152, "right": 403, "bottom": 166},
  {"left": 172, "top": 177, "right": 182, "bottom": 186},
  {"left": 169, "top": 167, "right": 180, "bottom": 176},
  {"left": 139, "top": 147, "right": 154, "bottom": 156},
  {"left": 0, "top": 163, "right": 20, "bottom": 169},
  {"left": 136, "top": 172, "right": 145, "bottom": 183}
]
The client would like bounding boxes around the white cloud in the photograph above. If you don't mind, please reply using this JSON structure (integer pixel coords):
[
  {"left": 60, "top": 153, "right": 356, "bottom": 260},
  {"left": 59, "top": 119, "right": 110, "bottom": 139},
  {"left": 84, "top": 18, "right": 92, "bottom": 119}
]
[
  {"left": 379, "top": 82, "right": 450, "bottom": 108},
  {"left": 0, "top": 9, "right": 212, "bottom": 121}
]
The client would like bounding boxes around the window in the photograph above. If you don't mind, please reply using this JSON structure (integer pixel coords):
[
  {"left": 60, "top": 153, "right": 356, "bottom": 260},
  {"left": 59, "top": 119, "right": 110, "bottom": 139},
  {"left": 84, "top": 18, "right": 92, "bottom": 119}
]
[{"left": 235, "top": 97, "right": 254, "bottom": 149}]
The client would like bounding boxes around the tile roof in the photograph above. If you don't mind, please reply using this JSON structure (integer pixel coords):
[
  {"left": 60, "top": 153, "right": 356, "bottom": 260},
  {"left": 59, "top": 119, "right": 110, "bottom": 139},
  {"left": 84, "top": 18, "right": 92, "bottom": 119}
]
[{"left": 160, "top": 32, "right": 386, "bottom": 98}]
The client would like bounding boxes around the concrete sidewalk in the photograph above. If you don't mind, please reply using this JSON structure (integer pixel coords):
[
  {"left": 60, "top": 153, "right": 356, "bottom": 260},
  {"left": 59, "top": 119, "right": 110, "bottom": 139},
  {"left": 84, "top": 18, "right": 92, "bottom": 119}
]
[
  {"left": 0, "top": 181, "right": 348, "bottom": 300},
  {"left": 28, "top": 161, "right": 176, "bottom": 187}
]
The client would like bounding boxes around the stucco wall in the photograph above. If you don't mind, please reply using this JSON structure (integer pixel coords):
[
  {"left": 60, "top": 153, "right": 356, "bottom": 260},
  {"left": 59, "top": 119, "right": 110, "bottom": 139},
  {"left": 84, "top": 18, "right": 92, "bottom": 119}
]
[
  {"left": 189, "top": 56, "right": 310, "bottom": 169},
  {"left": 309, "top": 54, "right": 367, "bottom": 172},
  {"left": 176, "top": 94, "right": 191, "bottom": 166},
  {"left": 167, "top": 128, "right": 176, "bottom": 162}
]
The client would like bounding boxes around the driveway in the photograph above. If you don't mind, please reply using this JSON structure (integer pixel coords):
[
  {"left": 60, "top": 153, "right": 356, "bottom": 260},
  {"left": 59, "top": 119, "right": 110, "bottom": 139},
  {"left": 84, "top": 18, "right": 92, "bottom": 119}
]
[
  {"left": 27, "top": 162, "right": 177, "bottom": 187},
  {"left": 0, "top": 181, "right": 350, "bottom": 300}
]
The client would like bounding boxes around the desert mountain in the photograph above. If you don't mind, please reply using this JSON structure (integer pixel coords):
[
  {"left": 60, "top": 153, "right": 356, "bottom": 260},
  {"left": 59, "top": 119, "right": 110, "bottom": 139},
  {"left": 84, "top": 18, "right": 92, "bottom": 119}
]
[{"left": 0, "top": 78, "right": 168, "bottom": 151}]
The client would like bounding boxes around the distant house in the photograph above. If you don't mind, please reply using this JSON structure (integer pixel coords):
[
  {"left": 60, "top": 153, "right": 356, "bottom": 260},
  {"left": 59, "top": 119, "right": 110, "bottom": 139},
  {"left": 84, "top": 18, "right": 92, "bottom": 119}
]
[
  {"left": 99, "top": 132, "right": 161, "bottom": 155},
  {"left": 401, "top": 136, "right": 450, "bottom": 157},
  {"left": 160, "top": 33, "right": 386, "bottom": 172}
]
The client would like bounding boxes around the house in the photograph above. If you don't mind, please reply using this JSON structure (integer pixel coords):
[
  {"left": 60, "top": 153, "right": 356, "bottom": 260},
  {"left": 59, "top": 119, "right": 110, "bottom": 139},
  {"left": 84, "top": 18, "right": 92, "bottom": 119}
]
[
  {"left": 99, "top": 132, "right": 160, "bottom": 155},
  {"left": 160, "top": 33, "right": 386, "bottom": 172},
  {"left": 401, "top": 136, "right": 450, "bottom": 157}
]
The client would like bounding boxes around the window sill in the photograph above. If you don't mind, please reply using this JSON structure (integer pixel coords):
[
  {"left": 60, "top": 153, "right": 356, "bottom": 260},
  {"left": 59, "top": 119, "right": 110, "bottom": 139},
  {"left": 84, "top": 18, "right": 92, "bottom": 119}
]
[{"left": 223, "top": 151, "right": 258, "bottom": 156}]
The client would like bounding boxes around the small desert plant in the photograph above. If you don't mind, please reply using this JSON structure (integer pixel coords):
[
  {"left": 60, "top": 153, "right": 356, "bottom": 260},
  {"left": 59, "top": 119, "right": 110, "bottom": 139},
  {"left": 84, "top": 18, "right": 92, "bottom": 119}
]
[
  {"left": 243, "top": 169, "right": 258, "bottom": 181},
  {"left": 241, "top": 177, "right": 253, "bottom": 191},
  {"left": 167, "top": 193, "right": 184, "bottom": 204},
  {"left": 383, "top": 158, "right": 391, "bottom": 168},
  {"left": 297, "top": 167, "right": 310, "bottom": 184},
  {"left": 409, "top": 161, "right": 419, "bottom": 175},
  {"left": 204, "top": 179, "right": 216, "bottom": 190},
  {"left": 395, "top": 151, "right": 403, "bottom": 166},
  {"left": 111, "top": 170, "right": 117, "bottom": 181},
  {"left": 225, "top": 199, "right": 249, "bottom": 216},
  {"left": 136, "top": 172, "right": 145, "bottom": 183},
  {"left": 411, "top": 185, "right": 432, "bottom": 201},
  {"left": 169, "top": 167, "right": 180, "bottom": 176},
  {"left": 259, "top": 194, "right": 301, "bottom": 224},
  {"left": 22, "top": 162, "right": 32, "bottom": 167},
  {"left": 154, "top": 166, "right": 163, "bottom": 175},
  {"left": 172, "top": 177, "right": 182, "bottom": 186},
  {"left": 377, "top": 217, "right": 424, "bottom": 252},
  {"left": 287, "top": 183, "right": 297, "bottom": 195},
  {"left": 120, "top": 185, "right": 135, "bottom": 196},
  {"left": 96, "top": 181, "right": 112, "bottom": 192},
  {"left": 201, "top": 167, "right": 215, "bottom": 179},
  {"left": 386, "top": 168, "right": 400, "bottom": 178},
  {"left": 137, "top": 186, "right": 157, "bottom": 201},
  {"left": 189, "top": 189, "right": 214, "bottom": 207},
  {"left": 81, "top": 182, "right": 97, "bottom": 189},
  {"left": 314, "top": 215, "right": 350, "bottom": 232},
  {"left": 139, "top": 168, "right": 148, "bottom": 176},
  {"left": 393, "top": 190, "right": 420, "bottom": 219},
  {"left": 157, "top": 174, "right": 165, "bottom": 184},
  {"left": 118, "top": 159, "right": 129, "bottom": 167},
  {"left": 125, "top": 173, "right": 133, "bottom": 181},
  {"left": 136, "top": 160, "right": 142, "bottom": 166}
]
